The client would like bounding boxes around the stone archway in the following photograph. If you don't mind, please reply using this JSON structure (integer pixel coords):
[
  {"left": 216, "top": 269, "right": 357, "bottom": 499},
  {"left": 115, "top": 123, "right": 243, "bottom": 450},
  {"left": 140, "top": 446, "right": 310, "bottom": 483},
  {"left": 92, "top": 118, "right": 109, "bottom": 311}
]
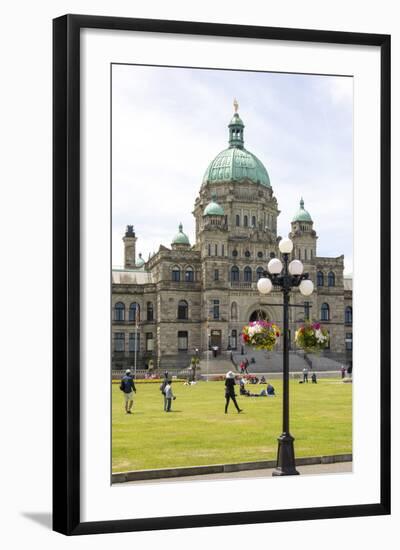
[{"left": 249, "top": 309, "right": 270, "bottom": 322}]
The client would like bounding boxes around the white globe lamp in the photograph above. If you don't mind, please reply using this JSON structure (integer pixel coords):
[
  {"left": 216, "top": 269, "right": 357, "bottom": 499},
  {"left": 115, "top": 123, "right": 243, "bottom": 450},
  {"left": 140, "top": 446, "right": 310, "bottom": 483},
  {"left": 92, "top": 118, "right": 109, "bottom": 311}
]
[
  {"left": 299, "top": 279, "right": 314, "bottom": 296},
  {"left": 257, "top": 277, "right": 273, "bottom": 295},
  {"left": 278, "top": 237, "right": 293, "bottom": 254},
  {"left": 268, "top": 258, "right": 283, "bottom": 274},
  {"left": 288, "top": 260, "right": 304, "bottom": 276}
]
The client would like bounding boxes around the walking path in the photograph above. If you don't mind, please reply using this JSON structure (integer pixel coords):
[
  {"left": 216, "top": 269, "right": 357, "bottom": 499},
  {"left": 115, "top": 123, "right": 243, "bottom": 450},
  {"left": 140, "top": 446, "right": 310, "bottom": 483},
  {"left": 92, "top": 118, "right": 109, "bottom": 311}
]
[{"left": 122, "top": 461, "right": 352, "bottom": 485}]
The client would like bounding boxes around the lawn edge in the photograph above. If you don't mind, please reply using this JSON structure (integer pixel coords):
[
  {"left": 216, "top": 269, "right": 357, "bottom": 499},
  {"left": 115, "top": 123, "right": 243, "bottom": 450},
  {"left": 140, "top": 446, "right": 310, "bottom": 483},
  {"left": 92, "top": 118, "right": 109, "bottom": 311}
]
[{"left": 112, "top": 453, "right": 352, "bottom": 483}]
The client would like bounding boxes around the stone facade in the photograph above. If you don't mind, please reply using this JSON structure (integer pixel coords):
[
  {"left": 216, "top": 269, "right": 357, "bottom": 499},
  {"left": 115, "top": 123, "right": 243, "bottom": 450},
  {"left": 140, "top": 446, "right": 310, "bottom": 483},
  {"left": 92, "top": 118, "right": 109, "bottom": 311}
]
[{"left": 112, "top": 108, "right": 352, "bottom": 370}]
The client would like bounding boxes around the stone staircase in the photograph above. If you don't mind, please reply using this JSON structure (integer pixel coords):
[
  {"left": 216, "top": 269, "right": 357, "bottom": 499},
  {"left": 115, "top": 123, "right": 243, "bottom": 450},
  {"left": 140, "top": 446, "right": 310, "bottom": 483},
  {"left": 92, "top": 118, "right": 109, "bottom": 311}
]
[
  {"left": 200, "top": 354, "right": 235, "bottom": 375},
  {"left": 232, "top": 348, "right": 345, "bottom": 373}
]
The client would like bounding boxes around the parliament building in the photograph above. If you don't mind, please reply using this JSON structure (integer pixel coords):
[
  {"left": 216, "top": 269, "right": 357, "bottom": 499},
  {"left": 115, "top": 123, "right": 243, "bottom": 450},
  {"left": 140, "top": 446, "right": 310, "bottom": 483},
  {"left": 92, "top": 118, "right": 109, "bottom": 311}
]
[{"left": 112, "top": 105, "right": 353, "bottom": 370}]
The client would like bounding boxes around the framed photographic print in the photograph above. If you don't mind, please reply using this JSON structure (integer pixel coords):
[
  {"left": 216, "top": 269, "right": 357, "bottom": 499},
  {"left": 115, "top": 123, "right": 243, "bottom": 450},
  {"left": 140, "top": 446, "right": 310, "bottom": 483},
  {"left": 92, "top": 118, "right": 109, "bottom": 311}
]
[{"left": 53, "top": 14, "right": 391, "bottom": 535}]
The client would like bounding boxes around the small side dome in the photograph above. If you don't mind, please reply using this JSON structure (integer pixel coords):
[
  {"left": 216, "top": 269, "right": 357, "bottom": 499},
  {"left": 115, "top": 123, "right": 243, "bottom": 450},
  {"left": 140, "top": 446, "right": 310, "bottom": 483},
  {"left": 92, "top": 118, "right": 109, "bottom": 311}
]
[
  {"left": 204, "top": 193, "right": 224, "bottom": 216},
  {"left": 292, "top": 198, "right": 313, "bottom": 223},
  {"left": 172, "top": 223, "right": 190, "bottom": 246},
  {"left": 136, "top": 253, "right": 145, "bottom": 267}
]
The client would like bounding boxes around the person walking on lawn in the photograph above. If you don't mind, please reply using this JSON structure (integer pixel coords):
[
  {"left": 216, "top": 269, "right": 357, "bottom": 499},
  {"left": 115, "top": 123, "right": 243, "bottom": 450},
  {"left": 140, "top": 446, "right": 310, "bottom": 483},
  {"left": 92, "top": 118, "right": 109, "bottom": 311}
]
[
  {"left": 160, "top": 371, "right": 169, "bottom": 411},
  {"left": 164, "top": 380, "right": 176, "bottom": 412},
  {"left": 120, "top": 369, "right": 136, "bottom": 414},
  {"left": 224, "top": 371, "right": 243, "bottom": 414}
]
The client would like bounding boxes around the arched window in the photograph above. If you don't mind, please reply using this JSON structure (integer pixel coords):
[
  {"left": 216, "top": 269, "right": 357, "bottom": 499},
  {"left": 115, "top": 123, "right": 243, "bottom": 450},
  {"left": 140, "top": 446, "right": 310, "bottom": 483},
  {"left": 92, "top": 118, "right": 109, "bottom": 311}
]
[
  {"left": 185, "top": 266, "right": 194, "bottom": 282},
  {"left": 235, "top": 214, "right": 240, "bottom": 226},
  {"left": 244, "top": 266, "right": 252, "bottom": 282},
  {"left": 243, "top": 215, "right": 248, "bottom": 227},
  {"left": 270, "top": 251, "right": 275, "bottom": 259},
  {"left": 172, "top": 266, "right": 181, "bottom": 282},
  {"left": 345, "top": 306, "right": 352, "bottom": 325},
  {"left": 317, "top": 271, "right": 324, "bottom": 286},
  {"left": 129, "top": 302, "right": 140, "bottom": 322},
  {"left": 230, "top": 266, "right": 240, "bottom": 282},
  {"left": 321, "top": 303, "right": 330, "bottom": 321},
  {"left": 231, "top": 302, "right": 238, "bottom": 320},
  {"left": 114, "top": 302, "right": 125, "bottom": 321},
  {"left": 251, "top": 215, "right": 256, "bottom": 227},
  {"left": 328, "top": 271, "right": 335, "bottom": 287},
  {"left": 256, "top": 266, "right": 264, "bottom": 280},
  {"left": 177, "top": 300, "right": 188, "bottom": 320},
  {"left": 146, "top": 301, "right": 154, "bottom": 321},
  {"left": 232, "top": 249, "right": 238, "bottom": 258}
]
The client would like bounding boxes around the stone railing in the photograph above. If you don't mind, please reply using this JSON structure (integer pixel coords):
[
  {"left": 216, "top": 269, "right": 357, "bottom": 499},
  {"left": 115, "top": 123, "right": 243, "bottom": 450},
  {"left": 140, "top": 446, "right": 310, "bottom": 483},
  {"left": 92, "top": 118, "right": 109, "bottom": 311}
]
[{"left": 230, "top": 281, "right": 254, "bottom": 289}]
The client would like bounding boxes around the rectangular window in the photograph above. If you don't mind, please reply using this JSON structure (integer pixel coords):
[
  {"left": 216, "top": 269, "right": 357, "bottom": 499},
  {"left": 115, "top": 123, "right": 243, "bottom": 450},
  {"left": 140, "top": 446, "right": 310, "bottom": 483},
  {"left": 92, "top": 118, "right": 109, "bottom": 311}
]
[
  {"left": 114, "top": 332, "right": 125, "bottom": 352},
  {"left": 304, "top": 301, "right": 310, "bottom": 321},
  {"left": 222, "top": 244, "right": 225, "bottom": 256},
  {"left": 129, "top": 332, "right": 140, "bottom": 352},
  {"left": 215, "top": 244, "right": 218, "bottom": 256},
  {"left": 208, "top": 244, "right": 211, "bottom": 256},
  {"left": 345, "top": 332, "right": 353, "bottom": 351},
  {"left": 178, "top": 331, "right": 188, "bottom": 351},
  {"left": 231, "top": 329, "right": 237, "bottom": 350},
  {"left": 213, "top": 299, "right": 220, "bottom": 320},
  {"left": 146, "top": 332, "right": 154, "bottom": 352},
  {"left": 214, "top": 269, "right": 219, "bottom": 281}
]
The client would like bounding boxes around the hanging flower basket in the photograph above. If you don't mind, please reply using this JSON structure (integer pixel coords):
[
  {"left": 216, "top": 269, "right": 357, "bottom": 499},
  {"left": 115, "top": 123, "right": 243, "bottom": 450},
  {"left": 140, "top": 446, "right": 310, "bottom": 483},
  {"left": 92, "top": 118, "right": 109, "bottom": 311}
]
[
  {"left": 295, "top": 321, "right": 329, "bottom": 353},
  {"left": 241, "top": 321, "right": 280, "bottom": 351}
]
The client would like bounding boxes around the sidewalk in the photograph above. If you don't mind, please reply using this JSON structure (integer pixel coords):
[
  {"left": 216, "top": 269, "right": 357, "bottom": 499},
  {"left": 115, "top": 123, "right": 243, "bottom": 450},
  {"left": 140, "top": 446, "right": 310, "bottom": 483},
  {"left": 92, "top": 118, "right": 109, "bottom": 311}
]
[{"left": 121, "top": 461, "right": 352, "bottom": 485}]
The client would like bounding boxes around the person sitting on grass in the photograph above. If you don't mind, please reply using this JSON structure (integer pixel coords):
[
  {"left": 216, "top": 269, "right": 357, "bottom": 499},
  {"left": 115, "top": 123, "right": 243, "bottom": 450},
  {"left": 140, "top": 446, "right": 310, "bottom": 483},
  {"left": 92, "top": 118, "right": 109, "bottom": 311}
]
[
  {"left": 260, "top": 376, "right": 266, "bottom": 384},
  {"left": 164, "top": 380, "right": 176, "bottom": 412},
  {"left": 311, "top": 373, "right": 317, "bottom": 384},
  {"left": 119, "top": 369, "right": 136, "bottom": 414},
  {"left": 267, "top": 383, "right": 275, "bottom": 396}
]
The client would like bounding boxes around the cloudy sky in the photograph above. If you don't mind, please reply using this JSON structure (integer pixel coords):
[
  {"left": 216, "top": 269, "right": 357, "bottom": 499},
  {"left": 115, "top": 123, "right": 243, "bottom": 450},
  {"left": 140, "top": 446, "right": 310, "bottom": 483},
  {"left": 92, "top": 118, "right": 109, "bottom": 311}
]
[{"left": 112, "top": 64, "right": 353, "bottom": 274}]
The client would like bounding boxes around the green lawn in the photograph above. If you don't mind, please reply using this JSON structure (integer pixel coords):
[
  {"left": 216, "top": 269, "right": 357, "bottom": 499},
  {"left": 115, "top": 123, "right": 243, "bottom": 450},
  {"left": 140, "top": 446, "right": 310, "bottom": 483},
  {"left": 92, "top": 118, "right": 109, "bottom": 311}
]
[{"left": 112, "top": 379, "right": 352, "bottom": 473}]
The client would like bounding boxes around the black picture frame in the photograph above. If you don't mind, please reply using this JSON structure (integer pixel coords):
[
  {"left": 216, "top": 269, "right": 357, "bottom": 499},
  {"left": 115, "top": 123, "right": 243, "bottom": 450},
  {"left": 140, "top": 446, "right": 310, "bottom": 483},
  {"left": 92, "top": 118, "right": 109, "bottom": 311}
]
[{"left": 53, "top": 14, "right": 391, "bottom": 535}]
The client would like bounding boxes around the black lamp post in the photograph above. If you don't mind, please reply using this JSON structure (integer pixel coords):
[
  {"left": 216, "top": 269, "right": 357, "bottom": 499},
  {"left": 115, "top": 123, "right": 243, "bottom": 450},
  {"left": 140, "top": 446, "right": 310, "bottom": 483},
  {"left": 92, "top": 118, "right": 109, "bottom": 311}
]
[{"left": 257, "top": 237, "right": 314, "bottom": 476}]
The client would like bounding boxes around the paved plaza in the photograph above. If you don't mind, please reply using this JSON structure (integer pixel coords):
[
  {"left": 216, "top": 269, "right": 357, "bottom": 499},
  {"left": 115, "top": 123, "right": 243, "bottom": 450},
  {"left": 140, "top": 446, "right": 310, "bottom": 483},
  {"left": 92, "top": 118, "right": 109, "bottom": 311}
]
[{"left": 123, "top": 461, "right": 352, "bottom": 485}]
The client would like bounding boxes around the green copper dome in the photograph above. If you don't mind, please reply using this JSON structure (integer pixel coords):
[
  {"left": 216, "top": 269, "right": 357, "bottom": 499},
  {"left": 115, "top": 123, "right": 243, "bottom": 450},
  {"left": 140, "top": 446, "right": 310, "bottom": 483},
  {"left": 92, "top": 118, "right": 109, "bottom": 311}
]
[
  {"left": 172, "top": 223, "right": 190, "bottom": 246},
  {"left": 136, "top": 253, "right": 145, "bottom": 267},
  {"left": 204, "top": 193, "right": 224, "bottom": 216},
  {"left": 202, "top": 104, "right": 271, "bottom": 187},
  {"left": 292, "top": 198, "right": 313, "bottom": 222}
]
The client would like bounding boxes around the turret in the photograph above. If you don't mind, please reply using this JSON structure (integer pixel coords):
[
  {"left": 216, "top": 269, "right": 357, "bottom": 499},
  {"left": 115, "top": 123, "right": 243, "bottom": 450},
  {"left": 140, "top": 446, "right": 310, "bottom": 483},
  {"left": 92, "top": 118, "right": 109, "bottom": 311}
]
[
  {"left": 289, "top": 198, "right": 317, "bottom": 262},
  {"left": 123, "top": 225, "right": 137, "bottom": 268}
]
